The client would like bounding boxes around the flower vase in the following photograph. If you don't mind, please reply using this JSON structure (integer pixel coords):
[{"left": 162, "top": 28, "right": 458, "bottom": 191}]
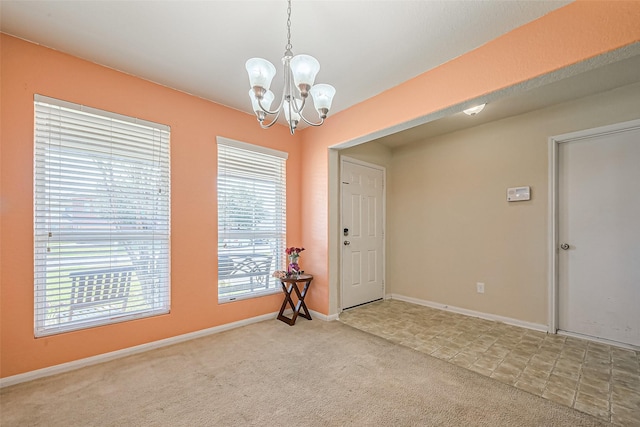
[{"left": 288, "top": 254, "right": 300, "bottom": 276}]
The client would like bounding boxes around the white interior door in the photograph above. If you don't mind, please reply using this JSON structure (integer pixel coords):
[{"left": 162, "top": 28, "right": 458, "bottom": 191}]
[
  {"left": 341, "top": 158, "right": 384, "bottom": 309},
  {"left": 557, "top": 121, "right": 640, "bottom": 347}
]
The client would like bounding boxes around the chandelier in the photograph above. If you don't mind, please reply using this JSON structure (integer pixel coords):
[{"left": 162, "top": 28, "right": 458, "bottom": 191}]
[{"left": 245, "top": 0, "right": 336, "bottom": 135}]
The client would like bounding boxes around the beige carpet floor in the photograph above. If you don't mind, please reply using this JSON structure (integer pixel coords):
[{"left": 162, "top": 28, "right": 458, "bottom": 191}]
[{"left": 1, "top": 320, "right": 611, "bottom": 426}]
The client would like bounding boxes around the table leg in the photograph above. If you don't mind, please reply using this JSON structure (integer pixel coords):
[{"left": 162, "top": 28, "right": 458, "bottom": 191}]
[
  {"left": 277, "top": 278, "right": 313, "bottom": 326},
  {"left": 292, "top": 279, "right": 312, "bottom": 321},
  {"left": 277, "top": 282, "right": 297, "bottom": 325}
]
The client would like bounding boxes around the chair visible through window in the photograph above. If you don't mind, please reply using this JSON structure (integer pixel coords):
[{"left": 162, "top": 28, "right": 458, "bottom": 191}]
[{"left": 68, "top": 267, "right": 133, "bottom": 320}]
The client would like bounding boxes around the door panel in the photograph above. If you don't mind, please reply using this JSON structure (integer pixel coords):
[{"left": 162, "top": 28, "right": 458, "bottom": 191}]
[
  {"left": 558, "top": 125, "right": 640, "bottom": 347},
  {"left": 341, "top": 160, "right": 384, "bottom": 309}
]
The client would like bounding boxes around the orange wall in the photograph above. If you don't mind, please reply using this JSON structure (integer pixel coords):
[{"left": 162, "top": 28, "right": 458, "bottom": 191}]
[
  {"left": 0, "top": 34, "right": 303, "bottom": 378},
  {"left": 299, "top": 0, "right": 640, "bottom": 315}
]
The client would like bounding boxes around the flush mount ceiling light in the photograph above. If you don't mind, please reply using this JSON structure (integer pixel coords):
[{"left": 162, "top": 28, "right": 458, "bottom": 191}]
[
  {"left": 463, "top": 104, "right": 486, "bottom": 116},
  {"left": 245, "top": 0, "right": 336, "bottom": 135}
]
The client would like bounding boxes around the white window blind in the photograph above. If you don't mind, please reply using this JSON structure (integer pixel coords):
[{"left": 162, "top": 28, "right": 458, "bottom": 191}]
[
  {"left": 217, "top": 137, "right": 287, "bottom": 302},
  {"left": 34, "top": 95, "right": 171, "bottom": 337}
]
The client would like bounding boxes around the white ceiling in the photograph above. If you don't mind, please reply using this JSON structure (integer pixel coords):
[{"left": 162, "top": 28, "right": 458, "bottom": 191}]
[{"left": 1, "top": 0, "right": 572, "bottom": 120}]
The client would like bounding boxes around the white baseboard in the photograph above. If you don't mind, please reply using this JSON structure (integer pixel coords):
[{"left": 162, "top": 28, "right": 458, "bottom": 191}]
[
  {"left": 281, "top": 308, "right": 338, "bottom": 322},
  {"left": 387, "top": 293, "right": 549, "bottom": 333},
  {"left": 310, "top": 309, "right": 339, "bottom": 321},
  {"left": 2, "top": 307, "right": 338, "bottom": 388}
]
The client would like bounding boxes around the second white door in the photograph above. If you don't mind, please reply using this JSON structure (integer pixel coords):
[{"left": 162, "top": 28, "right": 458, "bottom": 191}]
[
  {"left": 341, "top": 159, "right": 385, "bottom": 309},
  {"left": 557, "top": 120, "right": 640, "bottom": 347}
]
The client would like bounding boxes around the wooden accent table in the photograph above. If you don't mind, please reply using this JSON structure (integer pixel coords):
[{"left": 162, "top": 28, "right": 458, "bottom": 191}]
[{"left": 277, "top": 274, "right": 313, "bottom": 326}]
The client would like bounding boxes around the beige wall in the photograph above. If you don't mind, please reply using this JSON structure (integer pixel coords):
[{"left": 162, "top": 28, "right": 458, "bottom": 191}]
[
  {"left": 340, "top": 142, "right": 393, "bottom": 169},
  {"left": 386, "top": 82, "right": 640, "bottom": 325}
]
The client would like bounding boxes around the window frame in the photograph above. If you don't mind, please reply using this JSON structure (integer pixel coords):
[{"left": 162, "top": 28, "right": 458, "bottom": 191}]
[
  {"left": 33, "top": 94, "right": 171, "bottom": 337},
  {"left": 216, "top": 136, "right": 288, "bottom": 303}
]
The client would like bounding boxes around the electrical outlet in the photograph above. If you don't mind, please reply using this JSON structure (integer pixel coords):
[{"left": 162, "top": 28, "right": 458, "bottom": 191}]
[{"left": 476, "top": 282, "right": 485, "bottom": 294}]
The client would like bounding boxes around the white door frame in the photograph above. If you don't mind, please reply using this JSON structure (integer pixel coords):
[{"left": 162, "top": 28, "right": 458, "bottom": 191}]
[
  {"left": 547, "top": 118, "right": 640, "bottom": 334},
  {"left": 340, "top": 156, "right": 386, "bottom": 311}
]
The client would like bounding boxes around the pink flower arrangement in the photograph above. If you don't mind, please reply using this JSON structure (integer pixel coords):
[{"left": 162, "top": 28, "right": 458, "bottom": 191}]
[
  {"left": 285, "top": 247, "right": 305, "bottom": 256},
  {"left": 273, "top": 247, "right": 306, "bottom": 279}
]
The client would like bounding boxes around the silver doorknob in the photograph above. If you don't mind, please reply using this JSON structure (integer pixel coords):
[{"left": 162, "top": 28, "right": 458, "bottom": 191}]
[
  {"left": 344, "top": 241, "right": 350, "bottom": 246},
  {"left": 560, "top": 243, "right": 570, "bottom": 250}
]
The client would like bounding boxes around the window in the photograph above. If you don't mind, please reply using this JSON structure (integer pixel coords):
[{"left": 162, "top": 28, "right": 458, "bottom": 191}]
[
  {"left": 217, "top": 137, "right": 287, "bottom": 302},
  {"left": 34, "top": 95, "right": 170, "bottom": 337}
]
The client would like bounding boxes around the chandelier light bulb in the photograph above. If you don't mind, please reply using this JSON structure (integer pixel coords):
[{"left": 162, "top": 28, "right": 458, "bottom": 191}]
[
  {"left": 283, "top": 98, "right": 302, "bottom": 124},
  {"left": 310, "top": 84, "right": 336, "bottom": 119},
  {"left": 249, "top": 89, "right": 275, "bottom": 121},
  {"left": 290, "top": 54, "right": 320, "bottom": 97},
  {"left": 245, "top": 58, "right": 276, "bottom": 92}
]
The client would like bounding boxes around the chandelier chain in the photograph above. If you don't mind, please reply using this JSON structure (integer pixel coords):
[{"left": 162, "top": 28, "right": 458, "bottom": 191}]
[{"left": 285, "top": 0, "right": 292, "bottom": 52}]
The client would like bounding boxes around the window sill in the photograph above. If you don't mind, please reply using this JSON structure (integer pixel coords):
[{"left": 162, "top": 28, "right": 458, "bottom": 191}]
[{"left": 218, "top": 288, "right": 281, "bottom": 304}]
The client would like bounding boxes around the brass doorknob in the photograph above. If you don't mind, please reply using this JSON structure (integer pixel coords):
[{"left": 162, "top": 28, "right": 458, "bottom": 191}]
[{"left": 344, "top": 241, "right": 350, "bottom": 246}]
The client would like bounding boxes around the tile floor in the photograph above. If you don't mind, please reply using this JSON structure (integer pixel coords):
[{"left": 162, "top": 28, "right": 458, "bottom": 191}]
[{"left": 339, "top": 299, "right": 640, "bottom": 426}]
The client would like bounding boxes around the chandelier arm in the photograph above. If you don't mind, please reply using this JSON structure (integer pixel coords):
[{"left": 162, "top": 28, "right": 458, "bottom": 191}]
[
  {"left": 259, "top": 108, "right": 284, "bottom": 129},
  {"left": 290, "top": 95, "right": 307, "bottom": 114},
  {"left": 298, "top": 113, "right": 325, "bottom": 127},
  {"left": 283, "top": 59, "right": 298, "bottom": 136},
  {"left": 285, "top": 60, "right": 296, "bottom": 103},
  {"left": 257, "top": 95, "right": 284, "bottom": 116}
]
